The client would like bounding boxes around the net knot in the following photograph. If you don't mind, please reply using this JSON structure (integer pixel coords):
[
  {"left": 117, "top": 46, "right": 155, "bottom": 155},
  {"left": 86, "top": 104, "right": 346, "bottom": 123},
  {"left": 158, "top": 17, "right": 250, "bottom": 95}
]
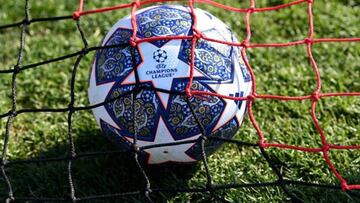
[
  {"left": 130, "top": 37, "right": 138, "bottom": 47},
  {"left": 22, "top": 18, "right": 31, "bottom": 25},
  {"left": 68, "top": 104, "right": 76, "bottom": 113},
  {"left": 312, "top": 92, "right": 320, "bottom": 101},
  {"left": 304, "top": 38, "right": 313, "bottom": 44},
  {"left": 132, "top": 144, "right": 140, "bottom": 153},
  {"left": 341, "top": 181, "right": 349, "bottom": 191},
  {"left": 322, "top": 144, "right": 330, "bottom": 153},
  {"left": 247, "top": 94, "right": 256, "bottom": 101},
  {"left": 241, "top": 40, "right": 249, "bottom": 48},
  {"left": 259, "top": 141, "right": 266, "bottom": 148},
  {"left": 13, "top": 65, "right": 21, "bottom": 74},
  {"left": 132, "top": 0, "right": 141, "bottom": 7},
  {"left": 194, "top": 33, "right": 203, "bottom": 40},
  {"left": 81, "top": 47, "right": 89, "bottom": 55},
  {"left": 193, "top": 30, "right": 204, "bottom": 40},
  {"left": 72, "top": 11, "right": 81, "bottom": 20},
  {"left": 10, "top": 110, "right": 18, "bottom": 117},
  {"left": 247, "top": 8, "right": 255, "bottom": 13}
]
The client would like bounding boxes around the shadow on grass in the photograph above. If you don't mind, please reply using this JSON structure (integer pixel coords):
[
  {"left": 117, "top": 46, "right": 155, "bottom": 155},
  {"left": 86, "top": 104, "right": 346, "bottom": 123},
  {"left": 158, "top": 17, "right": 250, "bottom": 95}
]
[
  {"left": 288, "top": 182, "right": 360, "bottom": 203},
  {"left": 3, "top": 127, "right": 201, "bottom": 202},
  {"left": 278, "top": 157, "right": 360, "bottom": 203},
  {"left": 6, "top": 125, "right": 360, "bottom": 202}
]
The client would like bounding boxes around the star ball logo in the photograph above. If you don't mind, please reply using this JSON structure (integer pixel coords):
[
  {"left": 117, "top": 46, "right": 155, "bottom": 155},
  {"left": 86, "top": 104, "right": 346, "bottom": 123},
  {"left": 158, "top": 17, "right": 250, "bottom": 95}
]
[{"left": 153, "top": 49, "right": 168, "bottom": 64}]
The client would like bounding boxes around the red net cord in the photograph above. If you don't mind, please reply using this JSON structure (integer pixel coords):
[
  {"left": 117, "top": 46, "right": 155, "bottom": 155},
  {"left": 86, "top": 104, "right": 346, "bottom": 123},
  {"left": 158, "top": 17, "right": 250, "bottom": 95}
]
[{"left": 73, "top": 0, "right": 360, "bottom": 192}]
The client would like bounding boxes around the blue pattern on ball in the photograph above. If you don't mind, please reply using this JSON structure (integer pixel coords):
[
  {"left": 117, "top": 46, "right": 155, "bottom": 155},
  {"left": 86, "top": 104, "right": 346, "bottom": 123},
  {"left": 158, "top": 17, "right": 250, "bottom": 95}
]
[
  {"left": 178, "top": 29, "right": 236, "bottom": 83},
  {"left": 136, "top": 6, "right": 192, "bottom": 47},
  {"left": 95, "top": 29, "right": 141, "bottom": 85},
  {"left": 104, "top": 83, "right": 162, "bottom": 141},
  {"left": 164, "top": 79, "right": 225, "bottom": 140}
]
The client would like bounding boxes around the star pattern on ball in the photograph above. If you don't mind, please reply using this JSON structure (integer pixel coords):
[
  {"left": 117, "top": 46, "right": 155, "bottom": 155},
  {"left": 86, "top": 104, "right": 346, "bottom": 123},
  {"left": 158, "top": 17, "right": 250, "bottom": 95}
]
[
  {"left": 208, "top": 72, "right": 247, "bottom": 131},
  {"left": 121, "top": 39, "right": 205, "bottom": 109},
  {"left": 88, "top": 65, "right": 121, "bottom": 130},
  {"left": 125, "top": 117, "right": 201, "bottom": 164}
]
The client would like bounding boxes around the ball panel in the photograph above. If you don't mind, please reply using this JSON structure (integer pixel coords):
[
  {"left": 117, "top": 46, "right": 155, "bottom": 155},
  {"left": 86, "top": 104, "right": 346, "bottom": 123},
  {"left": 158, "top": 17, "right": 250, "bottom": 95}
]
[
  {"left": 104, "top": 84, "right": 162, "bottom": 142},
  {"left": 95, "top": 28, "right": 141, "bottom": 85},
  {"left": 165, "top": 79, "right": 226, "bottom": 140},
  {"left": 136, "top": 6, "right": 192, "bottom": 47},
  {"left": 178, "top": 37, "right": 235, "bottom": 82}
]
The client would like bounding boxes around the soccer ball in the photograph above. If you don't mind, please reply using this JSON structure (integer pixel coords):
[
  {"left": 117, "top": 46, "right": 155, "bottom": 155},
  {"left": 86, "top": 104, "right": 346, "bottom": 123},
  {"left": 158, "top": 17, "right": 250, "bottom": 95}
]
[{"left": 88, "top": 5, "right": 252, "bottom": 164}]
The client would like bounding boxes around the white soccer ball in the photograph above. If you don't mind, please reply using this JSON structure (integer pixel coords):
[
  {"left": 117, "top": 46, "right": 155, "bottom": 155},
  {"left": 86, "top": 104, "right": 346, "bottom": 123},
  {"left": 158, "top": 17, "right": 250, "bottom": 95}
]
[{"left": 88, "top": 5, "right": 252, "bottom": 164}]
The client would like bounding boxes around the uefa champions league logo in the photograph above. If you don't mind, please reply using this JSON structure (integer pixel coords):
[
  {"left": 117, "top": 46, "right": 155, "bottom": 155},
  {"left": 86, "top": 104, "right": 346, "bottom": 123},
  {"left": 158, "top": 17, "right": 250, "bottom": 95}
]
[
  {"left": 153, "top": 49, "right": 168, "bottom": 64},
  {"left": 146, "top": 48, "right": 178, "bottom": 79}
]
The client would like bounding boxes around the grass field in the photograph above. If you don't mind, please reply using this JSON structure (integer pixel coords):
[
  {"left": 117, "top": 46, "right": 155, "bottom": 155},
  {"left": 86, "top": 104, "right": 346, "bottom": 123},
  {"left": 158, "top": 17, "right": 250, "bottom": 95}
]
[{"left": 0, "top": 0, "right": 360, "bottom": 202}]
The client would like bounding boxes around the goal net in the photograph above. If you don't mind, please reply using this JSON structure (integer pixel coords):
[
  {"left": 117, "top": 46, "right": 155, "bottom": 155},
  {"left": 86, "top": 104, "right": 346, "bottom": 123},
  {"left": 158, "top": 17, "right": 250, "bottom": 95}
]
[{"left": 0, "top": 0, "right": 359, "bottom": 202}]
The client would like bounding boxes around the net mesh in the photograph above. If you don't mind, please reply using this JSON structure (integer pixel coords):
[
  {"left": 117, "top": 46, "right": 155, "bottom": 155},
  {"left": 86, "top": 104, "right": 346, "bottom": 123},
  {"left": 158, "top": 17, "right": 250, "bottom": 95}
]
[{"left": 0, "top": 0, "right": 360, "bottom": 202}]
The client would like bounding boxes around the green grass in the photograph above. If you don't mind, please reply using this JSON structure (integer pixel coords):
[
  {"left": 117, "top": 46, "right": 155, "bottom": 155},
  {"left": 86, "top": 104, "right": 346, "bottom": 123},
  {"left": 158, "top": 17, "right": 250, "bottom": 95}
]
[{"left": 0, "top": 0, "right": 360, "bottom": 202}]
